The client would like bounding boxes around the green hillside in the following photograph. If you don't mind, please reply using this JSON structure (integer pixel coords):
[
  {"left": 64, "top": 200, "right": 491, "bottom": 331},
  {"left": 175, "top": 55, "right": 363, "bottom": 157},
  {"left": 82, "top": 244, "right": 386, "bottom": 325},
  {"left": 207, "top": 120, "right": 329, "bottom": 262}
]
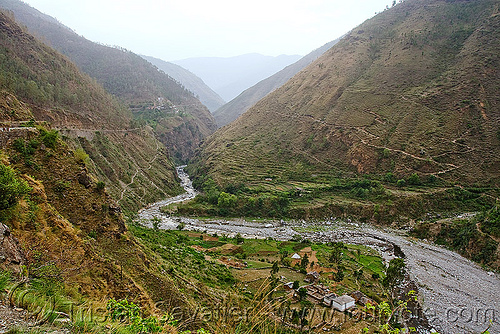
[
  {"left": 0, "top": 0, "right": 217, "bottom": 162},
  {"left": 188, "top": 0, "right": 500, "bottom": 219},
  {"left": 0, "top": 10, "right": 182, "bottom": 212}
]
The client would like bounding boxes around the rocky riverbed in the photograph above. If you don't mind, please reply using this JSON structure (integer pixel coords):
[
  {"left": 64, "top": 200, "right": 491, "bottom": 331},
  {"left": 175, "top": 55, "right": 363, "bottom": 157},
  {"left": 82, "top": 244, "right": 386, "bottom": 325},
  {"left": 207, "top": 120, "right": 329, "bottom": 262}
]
[{"left": 138, "top": 167, "right": 500, "bottom": 334}]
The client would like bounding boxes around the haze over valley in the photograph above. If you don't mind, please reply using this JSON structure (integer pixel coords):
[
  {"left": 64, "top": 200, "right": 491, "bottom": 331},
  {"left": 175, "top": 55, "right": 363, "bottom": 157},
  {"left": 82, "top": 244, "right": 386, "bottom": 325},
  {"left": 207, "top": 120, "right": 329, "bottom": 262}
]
[{"left": 0, "top": 1, "right": 499, "bottom": 334}]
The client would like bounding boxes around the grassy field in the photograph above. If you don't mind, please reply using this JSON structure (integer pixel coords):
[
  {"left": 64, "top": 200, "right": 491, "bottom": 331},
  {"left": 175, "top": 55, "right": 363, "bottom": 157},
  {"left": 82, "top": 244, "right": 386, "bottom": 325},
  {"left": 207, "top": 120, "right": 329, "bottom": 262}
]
[{"left": 151, "top": 229, "right": 389, "bottom": 301}]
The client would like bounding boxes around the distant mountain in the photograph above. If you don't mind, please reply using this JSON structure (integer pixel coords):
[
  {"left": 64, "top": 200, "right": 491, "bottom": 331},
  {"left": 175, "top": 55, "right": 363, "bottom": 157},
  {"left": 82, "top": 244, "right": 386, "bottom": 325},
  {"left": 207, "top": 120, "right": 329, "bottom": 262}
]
[
  {"left": 0, "top": 10, "right": 196, "bottom": 310},
  {"left": 213, "top": 39, "right": 340, "bottom": 127},
  {"left": 142, "top": 55, "right": 225, "bottom": 112},
  {"left": 192, "top": 0, "right": 500, "bottom": 188},
  {"left": 172, "top": 53, "right": 302, "bottom": 101},
  {"left": 0, "top": 0, "right": 217, "bottom": 162},
  {"left": 0, "top": 9, "right": 182, "bottom": 213}
]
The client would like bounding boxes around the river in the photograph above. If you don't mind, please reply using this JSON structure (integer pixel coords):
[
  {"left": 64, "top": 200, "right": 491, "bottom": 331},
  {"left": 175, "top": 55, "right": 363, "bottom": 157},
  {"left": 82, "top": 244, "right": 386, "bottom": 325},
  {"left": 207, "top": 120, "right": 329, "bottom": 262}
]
[{"left": 138, "top": 166, "right": 500, "bottom": 334}]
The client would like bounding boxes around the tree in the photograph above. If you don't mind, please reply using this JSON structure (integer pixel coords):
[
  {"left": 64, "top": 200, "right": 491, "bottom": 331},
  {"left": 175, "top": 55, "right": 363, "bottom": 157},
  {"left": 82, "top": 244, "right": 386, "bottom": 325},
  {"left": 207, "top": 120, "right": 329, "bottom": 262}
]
[
  {"left": 152, "top": 217, "right": 161, "bottom": 230},
  {"left": 333, "top": 265, "right": 344, "bottom": 282},
  {"left": 329, "top": 242, "right": 344, "bottom": 264},
  {"left": 279, "top": 249, "right": 289, "bottom": 262},
  {"left": 407, "top": 173, "right": 421, "bottom": 185},
  {"left": 271, "top": 261, "right": 279, "bottom": 275},
  {"left": 96, "top": 181, "right": 105, "bottom": 192},
  {"left": 354, "top": 269, "right": 364, "bottom": 280},
  {"left": 217, "top": 192, "right": 237, "bottom": 208},
  {"left": 363, "top": 291, "right": 418, "bottom": 334},
  {"left": 235, "top": 233, "right": 244, "bottom": 244},
  {"left": 300, "top": 253, "right": 309, "bottom": 269},
  {"left": 383, "top": 258, "right": 406, "bottom": 290},
  {"left": 0, "top": 163, "right": 30, "bottom": 212},
  {"left": 297, "top": 287, "right": 307, "bottom": 301},
  {"left": 39, "top": 128, "right": 59, "bottom": 149},
  {"left": 292, "top": 281, "right": 300, "bottom": 290}
]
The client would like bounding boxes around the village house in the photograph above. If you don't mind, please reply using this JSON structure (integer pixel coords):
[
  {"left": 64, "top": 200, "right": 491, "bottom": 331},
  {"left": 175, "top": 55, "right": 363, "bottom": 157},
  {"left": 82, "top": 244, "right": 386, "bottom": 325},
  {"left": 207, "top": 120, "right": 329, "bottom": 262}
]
[
  {"left": 304, "top": 271, "right": 320, "bottom": 283},
  {"left": 351, "top": 290, "right": 376, "bottom": 306},
  {"left": 323, "top": 293, "right": 338, "bottom": 307},
  {"left": 304, "top": 284, "right": 330, "bottom": 302},
  {"left": 290, "top": 253, "right": 301, "bottom": 266},
  {"left": 283, "top": 282, "right": 294, "bottom": 291},
  {"left": 330, "top": 295, "right": 356, "bottom": 312}
]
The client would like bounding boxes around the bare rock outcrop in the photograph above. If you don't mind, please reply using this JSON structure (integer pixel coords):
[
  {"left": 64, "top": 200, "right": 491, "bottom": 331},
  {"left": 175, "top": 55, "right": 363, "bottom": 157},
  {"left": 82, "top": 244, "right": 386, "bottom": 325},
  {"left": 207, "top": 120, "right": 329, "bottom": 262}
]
[{"left": 0, "top": 223, "right": 25, "bottom": 273}]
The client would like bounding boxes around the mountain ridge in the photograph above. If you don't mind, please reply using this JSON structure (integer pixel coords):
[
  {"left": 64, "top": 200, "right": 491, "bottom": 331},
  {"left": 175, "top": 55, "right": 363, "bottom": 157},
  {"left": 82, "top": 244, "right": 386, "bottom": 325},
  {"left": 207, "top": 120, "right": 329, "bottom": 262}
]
[
  {"left": 0, "top": 0, "right": 217, "bottom": 162},
  {"left": 191, "top": 0, "right": 500, "bottom": 193},
  {"left": 142, "top": 54, "right": 225, "bottom": 112},
  {"left": 0, "top": 7, "right": 183, "bottom": 213},
  {"left": 172, "top": 53, "right": 302, "bottom": 101},
  {"left": 0, "top": 9, "right": 192, "bottom": 313},
  {"left": 213, "top": 38, "right": 341, "bottom": 127}
]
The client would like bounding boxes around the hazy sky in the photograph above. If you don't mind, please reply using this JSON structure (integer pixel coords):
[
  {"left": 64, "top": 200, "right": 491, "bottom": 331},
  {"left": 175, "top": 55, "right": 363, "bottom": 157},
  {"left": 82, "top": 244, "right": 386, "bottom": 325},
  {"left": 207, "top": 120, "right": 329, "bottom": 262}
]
[{"left": 23, "top": 0, "right": 393, "bottom": 61}]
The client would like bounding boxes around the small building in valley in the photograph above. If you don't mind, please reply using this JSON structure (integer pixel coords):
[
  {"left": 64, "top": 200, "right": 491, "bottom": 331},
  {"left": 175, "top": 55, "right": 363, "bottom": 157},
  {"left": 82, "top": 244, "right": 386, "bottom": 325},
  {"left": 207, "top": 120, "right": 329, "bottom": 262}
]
[
  {"left": 330, "top": 295, "right": 356, "bottom": 312},
  {"left": 305, "top": 271, "right": 320, "bottom": 283},
  {"left": 304, "top": 284, "right": 330, "bottom": 302},
  {"left": 323, "top": 293, "right": 338, "bottom": 307}
]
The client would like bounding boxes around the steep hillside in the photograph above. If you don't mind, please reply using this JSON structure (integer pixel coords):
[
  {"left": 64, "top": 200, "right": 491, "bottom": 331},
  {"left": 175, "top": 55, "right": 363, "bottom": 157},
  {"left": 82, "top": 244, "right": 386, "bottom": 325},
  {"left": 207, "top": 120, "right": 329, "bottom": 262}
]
[
  {"left": 142, "top": 55, "right": 225, "bottom": 112},
  {"left": 193, "top": 0, "right": 500, "bottom": 191},
  {"left": 173, "top": 53, "right": 302, "bottom": 101},
  {"left": 214, "top": 39, "right": 340, "bottom": 127},
  {"left": 0, "top": 10, "right": 182, "bottom": 212},
  {"left": 0, "top": 9, "right": 235, "bottom": 327},
  {"left": 0, "top": 123, "right": 193, "bottom": 317},
  {"left": 0, "top": 0, "right": 217, "bottom": 162}
]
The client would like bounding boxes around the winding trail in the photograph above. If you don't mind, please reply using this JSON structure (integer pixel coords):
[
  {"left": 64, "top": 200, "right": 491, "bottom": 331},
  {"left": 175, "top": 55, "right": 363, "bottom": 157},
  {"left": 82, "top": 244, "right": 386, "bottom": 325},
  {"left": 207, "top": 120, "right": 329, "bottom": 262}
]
[
  {"left": 138, "top": 168, "right": 500, "bottom": 334},
  {"left": 118, "top": 138, "right": 163, "bottom": 203},
  {"left": 267, "top": 108, "right": 465, "bottom": 177}
]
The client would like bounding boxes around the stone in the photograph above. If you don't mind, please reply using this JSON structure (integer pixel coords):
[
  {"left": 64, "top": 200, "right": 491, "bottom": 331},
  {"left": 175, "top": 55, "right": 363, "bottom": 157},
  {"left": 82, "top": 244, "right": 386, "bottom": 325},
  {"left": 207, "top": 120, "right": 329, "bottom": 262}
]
[
  {"left": 0, "top": 224, "right": 26, "bottom": 272},
  {"left": 77, "top": 171, "right": 92, "bottom": 188}
]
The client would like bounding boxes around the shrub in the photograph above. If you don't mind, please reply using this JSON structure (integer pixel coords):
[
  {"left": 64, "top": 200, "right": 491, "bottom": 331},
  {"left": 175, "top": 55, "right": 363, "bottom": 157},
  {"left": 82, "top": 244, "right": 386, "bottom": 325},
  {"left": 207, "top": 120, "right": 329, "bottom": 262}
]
[
  {"left": 0, "top": 270, "right": 12, "bottom": 296},
  {"left": 74, "top": 148, "right": 89, "bottom": 165},
  {"left": 480, "top": 206, "right": 500, "bottom": 238},
  {"left": 96, "top": 181, "right": 105, "bottom": 192},
  {"left": 407, "top": 173, "right": 421, "bottom": 185},
  {"left": 53, "top": 180, "right": 70, "bottom": 193},
  {"left": 0, "top": 163, "right": 31, "bottom": 211},
  {"left": 235, "top": 233, "right": 244, "bottom": 244},
  {"left": 217, "top": 192, "right": 237, "bottom": 208},
  {"left": 396, "top": 179, "right": 406, "bottom": 187},
  {"left": 39, "top": 128, "right": 59, "bottom": 149},
  {"left": 384, "top": 172, "right": 395, "bottom": 183}
]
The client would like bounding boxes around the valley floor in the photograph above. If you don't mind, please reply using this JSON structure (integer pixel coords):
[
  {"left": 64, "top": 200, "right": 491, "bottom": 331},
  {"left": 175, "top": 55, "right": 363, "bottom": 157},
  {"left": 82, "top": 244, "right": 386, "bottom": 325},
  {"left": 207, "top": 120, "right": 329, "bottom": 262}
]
[{"left": 137, "top": 167, "right": 500, "bottom": 334}]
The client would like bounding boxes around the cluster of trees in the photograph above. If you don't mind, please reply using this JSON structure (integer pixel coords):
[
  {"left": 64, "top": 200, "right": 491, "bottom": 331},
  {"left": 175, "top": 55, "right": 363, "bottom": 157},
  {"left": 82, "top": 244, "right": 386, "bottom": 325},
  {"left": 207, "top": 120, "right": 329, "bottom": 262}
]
[
  {"left": 183, "top": 178, "right": 295, "bottom": 218},
  {"left": 323, "top": 178, "right": 389, "bottom": 200},
  {"left": 411, "top": 206, "right": 499, "bottom": 267},
  {"left": 329, "top": 242, "right": 346, "bottom": 282}
]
